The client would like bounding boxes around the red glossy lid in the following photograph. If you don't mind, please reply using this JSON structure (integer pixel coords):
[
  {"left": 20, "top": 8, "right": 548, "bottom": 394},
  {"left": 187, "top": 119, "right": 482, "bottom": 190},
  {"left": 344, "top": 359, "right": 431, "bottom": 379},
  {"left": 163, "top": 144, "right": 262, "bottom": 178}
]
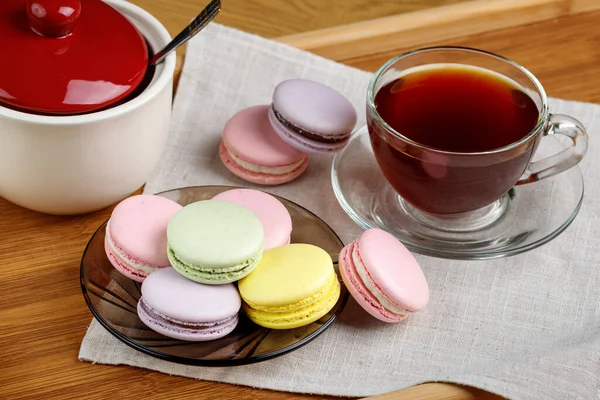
[{"left": 0, "top": 0, "right": 149, "bottom": 115}]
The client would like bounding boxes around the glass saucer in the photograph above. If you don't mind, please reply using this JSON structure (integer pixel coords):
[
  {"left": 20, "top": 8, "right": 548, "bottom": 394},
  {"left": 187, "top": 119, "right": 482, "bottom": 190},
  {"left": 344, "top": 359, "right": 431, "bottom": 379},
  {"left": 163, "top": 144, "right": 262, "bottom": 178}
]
[
  {"left": 331, "top": 125, "right": 584, "bottom": 260},
  {"left": 80, "top": 185, "right": 349, "bottom": 366}
]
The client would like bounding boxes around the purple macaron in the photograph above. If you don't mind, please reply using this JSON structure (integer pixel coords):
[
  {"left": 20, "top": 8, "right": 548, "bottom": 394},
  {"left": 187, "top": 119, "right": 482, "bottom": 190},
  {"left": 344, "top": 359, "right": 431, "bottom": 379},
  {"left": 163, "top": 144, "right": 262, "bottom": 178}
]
[
  {"left": 137, "top": 267, "right": 241, "bottom": 341},
  {"left": 268, "top": 79, "right": 357, "bottom": 154}
]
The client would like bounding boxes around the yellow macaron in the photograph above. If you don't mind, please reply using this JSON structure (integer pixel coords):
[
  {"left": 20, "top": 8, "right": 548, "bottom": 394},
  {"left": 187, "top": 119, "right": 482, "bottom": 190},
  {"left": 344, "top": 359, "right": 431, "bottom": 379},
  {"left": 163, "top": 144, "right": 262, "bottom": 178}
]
[{"left": 238, "top": 243, "right": 341, "bottom": 329}]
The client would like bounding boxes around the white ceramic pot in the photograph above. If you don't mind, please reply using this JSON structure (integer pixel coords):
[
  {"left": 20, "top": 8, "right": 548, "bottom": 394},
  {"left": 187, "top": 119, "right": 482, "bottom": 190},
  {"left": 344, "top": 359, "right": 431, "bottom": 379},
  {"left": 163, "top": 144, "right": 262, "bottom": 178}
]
[{"left": 0, "top": 0, "right": 175, "bottom": 215}]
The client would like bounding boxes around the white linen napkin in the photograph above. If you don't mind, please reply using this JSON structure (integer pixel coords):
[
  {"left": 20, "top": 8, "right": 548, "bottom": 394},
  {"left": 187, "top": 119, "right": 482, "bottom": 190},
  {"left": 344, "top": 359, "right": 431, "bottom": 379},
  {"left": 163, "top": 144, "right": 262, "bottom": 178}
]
[{"left": 79, "top": 23, "right": 600, "bottom": 399}]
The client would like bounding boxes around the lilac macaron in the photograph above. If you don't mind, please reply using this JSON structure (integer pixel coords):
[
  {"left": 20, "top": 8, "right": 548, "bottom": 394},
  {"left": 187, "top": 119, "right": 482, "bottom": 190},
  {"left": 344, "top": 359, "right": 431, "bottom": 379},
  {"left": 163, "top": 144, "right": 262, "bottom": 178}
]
[
  {"left": 268, "top": 79, "right": 357, "bottom": 154},
  {"left": 137, "top": 267, "right": 241, "bottom": 341}
]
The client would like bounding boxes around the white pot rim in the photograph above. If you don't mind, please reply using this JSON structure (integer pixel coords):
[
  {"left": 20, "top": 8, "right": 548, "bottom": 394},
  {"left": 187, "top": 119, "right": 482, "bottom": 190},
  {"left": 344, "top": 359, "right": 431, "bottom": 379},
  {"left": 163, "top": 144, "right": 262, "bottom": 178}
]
[{"left": 0, "top": 0, "right": 176, "bottom": 126}]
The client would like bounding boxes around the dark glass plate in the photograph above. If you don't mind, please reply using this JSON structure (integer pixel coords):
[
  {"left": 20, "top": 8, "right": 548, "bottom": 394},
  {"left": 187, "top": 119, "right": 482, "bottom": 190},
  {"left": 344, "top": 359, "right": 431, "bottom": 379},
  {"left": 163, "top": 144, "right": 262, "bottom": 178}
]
[{"left": 80, "top": 185, "right": 349, "bottom": 366}]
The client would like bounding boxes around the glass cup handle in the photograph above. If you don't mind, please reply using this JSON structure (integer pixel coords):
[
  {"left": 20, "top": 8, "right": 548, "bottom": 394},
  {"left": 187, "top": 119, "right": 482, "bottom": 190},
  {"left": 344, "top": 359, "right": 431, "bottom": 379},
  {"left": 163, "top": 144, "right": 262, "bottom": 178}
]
[{"left": 516, "top": 113, "right": 588, "bottom": 185}]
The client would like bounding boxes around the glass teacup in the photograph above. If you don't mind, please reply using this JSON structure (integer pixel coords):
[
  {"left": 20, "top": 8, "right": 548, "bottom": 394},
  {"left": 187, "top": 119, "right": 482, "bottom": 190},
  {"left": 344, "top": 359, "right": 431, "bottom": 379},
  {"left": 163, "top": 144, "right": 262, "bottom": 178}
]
[{"left": 367, "top": 47, "right": 588, "bottom": 232}]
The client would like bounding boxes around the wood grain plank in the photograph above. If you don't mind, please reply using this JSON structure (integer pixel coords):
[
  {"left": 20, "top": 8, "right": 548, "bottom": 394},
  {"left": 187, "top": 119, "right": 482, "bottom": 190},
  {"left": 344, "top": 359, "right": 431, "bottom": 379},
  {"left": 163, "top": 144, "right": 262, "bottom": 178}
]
[
  {"left": 571, "top": 0, "right": 600, "bottom": 12},
  {"left": 126, "top": 0, "right": 471, "bottom": 39},
  {"left": 340, "top": 10, "right": 600, "bottom": 104},
  {"left": 361, "top": 383, "right": 501, "bottom": 400},
  {"left": 277, "top": 0, "right": 600, "bottom": 62}
]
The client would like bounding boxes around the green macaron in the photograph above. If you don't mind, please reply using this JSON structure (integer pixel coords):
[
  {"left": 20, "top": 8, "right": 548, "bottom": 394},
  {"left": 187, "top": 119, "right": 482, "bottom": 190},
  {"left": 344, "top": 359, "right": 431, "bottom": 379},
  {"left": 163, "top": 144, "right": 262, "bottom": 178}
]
[{"left": 166, "top": 199, "right": 264, "bottom": 284}]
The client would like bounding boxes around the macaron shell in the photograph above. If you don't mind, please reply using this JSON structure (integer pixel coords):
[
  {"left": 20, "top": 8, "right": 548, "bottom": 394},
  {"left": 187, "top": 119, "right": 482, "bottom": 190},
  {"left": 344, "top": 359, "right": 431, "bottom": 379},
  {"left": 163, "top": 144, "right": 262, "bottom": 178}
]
[
  {"left": 268, "top": 107, "right": 348, "bottom": 154},
  {"left": 219, "top": 140, "right": 309, "bottom": 185},
  {"left": 238, "top": 244, "right": 334, "bottom": 307},
  {"left": 357, "top": 228, "right": 429, "bottom": 312},
  {"left": 141, "top": 267, "right": 241, "bottom": 322},
  {"left": 243, "top": 275, "right": 340, "bottom": 329},
  {"left": 138, "top": 299, "right": 239, "bottom": 341},
  {"left": 108, "top": 194, "right": 182, "bottom": 268},
  {"left": 212, "top": 189, "right": 292, "bottom": 250},
  {"left": 272, "top": 79, "right": 357, "bottom": 138},
  {"left": 168, "top": 247, "right": 262, "bottom": 285},
  {"left": 167, "top": 200, "right": 264, "bottom": 268},
  {"left": 104, "top": 235, "right": 148, "bottom": 283},
  {"left": 222, "top": 105, "right": 307, "bottom": 167},
  {"left": 339, "top": 241, "right": 405, "bottom": 323}
]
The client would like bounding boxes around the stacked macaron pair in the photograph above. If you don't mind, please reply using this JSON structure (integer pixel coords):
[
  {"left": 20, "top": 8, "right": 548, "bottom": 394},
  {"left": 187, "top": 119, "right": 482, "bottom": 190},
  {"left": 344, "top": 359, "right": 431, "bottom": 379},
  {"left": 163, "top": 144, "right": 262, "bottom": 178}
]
[{"left": 219, "top": 79, "right": 358, "bottom": 185}]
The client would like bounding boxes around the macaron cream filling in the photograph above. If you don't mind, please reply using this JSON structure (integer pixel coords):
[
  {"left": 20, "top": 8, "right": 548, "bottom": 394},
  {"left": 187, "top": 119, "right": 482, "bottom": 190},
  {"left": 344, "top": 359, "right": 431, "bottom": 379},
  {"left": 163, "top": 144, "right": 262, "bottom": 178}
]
[
  {"left": 270, "top": 105, "right": 351, "bottom": 143},
  {"left": 242, "top": 273, "right": 340, "bottom": 326},
  {"left": 168, "top": 245, "right": 263, "bottom": 282},
  {"left": 351, "top": 243, "right": 409, "bottom": 317},
  {"left": 139, "top": 298, "right": 238, "bottom": 330},
  {"left": 106, "top": 221, "right": 160, "bottom": 275},
  {"left": 243, "top": 271, "right": 338, "bottom": 314},
  {"left": 226, "top": 146, "right": 306, "bottom": 175}
]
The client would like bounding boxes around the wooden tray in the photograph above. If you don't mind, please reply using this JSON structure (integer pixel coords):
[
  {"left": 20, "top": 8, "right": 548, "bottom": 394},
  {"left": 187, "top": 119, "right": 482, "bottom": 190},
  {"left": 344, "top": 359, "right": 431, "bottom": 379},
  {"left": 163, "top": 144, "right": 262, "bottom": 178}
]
[
  {"left": 170, "top": 0, "right": 600, "bottom": 100},
  {"left": 277, "top": 0, "right": 600, "bottom": 63},
  {"left": 3, "top": 1, "right": 600, "bottom": 399}
]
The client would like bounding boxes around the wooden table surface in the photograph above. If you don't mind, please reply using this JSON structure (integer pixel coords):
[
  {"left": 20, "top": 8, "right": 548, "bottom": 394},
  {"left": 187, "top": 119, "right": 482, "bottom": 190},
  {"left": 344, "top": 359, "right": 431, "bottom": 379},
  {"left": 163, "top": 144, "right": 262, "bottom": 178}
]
[
  {"left": 2, "top": 1, "right": 600, "bottom": 399},
  {"left": 132, "top": 0, "right": 472, "bottom": 38}
]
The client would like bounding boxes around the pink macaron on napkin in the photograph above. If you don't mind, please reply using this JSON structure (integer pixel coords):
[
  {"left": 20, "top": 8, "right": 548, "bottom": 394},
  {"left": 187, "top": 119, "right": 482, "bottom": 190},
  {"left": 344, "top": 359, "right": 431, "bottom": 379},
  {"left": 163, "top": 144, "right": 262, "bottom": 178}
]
[{"left": 80, "top": 22, "right": 600, "bottom": 399}]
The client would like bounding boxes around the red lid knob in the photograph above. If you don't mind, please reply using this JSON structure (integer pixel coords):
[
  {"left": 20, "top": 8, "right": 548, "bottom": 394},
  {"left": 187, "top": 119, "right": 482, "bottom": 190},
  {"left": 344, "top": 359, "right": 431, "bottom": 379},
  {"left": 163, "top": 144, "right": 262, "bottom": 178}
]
[{"left": 26, "top": 0, "right": 82, "bottom": 37}]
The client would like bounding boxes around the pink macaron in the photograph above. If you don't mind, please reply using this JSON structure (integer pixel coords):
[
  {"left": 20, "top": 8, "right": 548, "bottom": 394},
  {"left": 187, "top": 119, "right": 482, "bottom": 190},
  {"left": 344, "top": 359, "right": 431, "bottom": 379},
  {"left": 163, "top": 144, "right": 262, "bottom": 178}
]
[
  {"left": 268, "top": 79, "right": 357, "bottom": 154},
  {"left": 104, "top": 194, "right": 183, "bottom": 282},
  {"left": 339, "top": 228, "right": 429, "bottom": 322},
  {"left": 219, "top": 105, "right": 309, "bottom": 185},
  {"left": 212, "top": 188, "right": 292, "bottom": 250}
]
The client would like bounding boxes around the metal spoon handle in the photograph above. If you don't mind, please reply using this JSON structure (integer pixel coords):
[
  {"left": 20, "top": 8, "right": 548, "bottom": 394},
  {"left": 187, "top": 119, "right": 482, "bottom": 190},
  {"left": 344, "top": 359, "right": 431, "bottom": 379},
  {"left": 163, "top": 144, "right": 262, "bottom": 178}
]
[{"left": 149, "top": 0, "right": 221, "bottom": 66}]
